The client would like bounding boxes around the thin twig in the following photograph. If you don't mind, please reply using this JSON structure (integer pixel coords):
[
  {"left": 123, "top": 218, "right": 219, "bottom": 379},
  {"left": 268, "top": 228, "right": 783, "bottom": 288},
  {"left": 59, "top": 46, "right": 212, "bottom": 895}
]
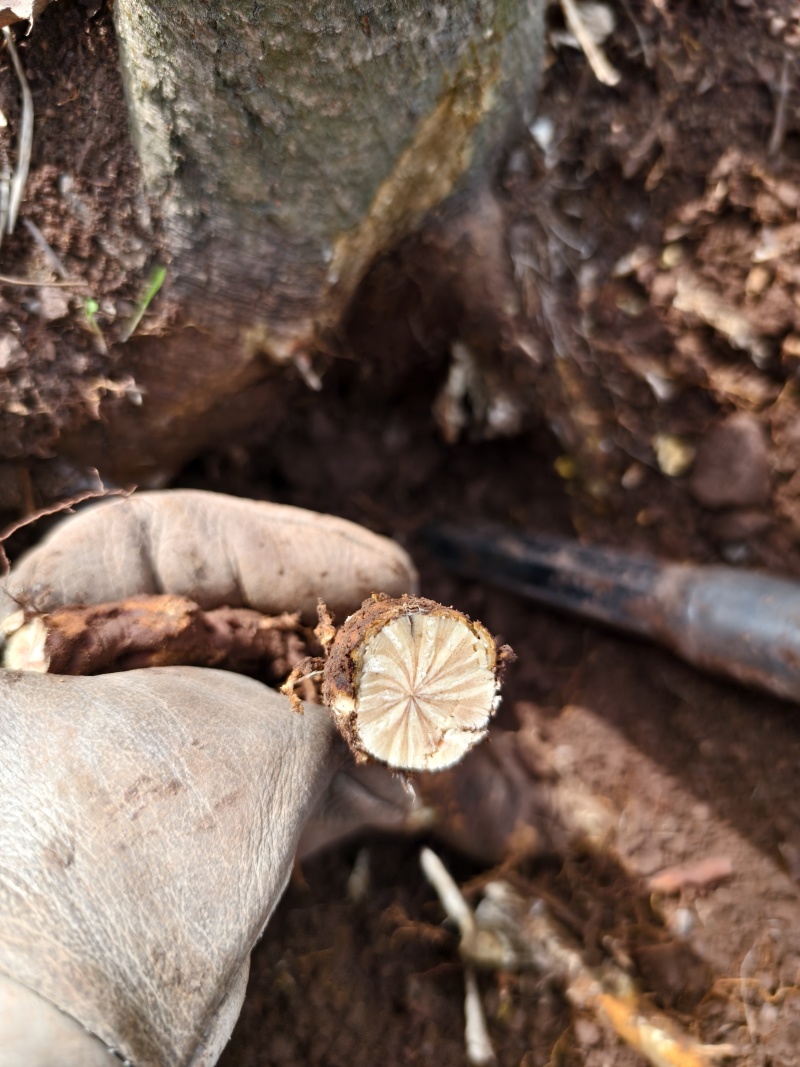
[
  {"left": 619, "top": 0, "right": 654, "bottom": 68},
  {"left": 3, "top": 26, "right": 33, "bottom": 235},
  {"left": 768, "top": 53, "right": 792, "bottom": 159},
  {"left": 0, "top": 164, "right": 9, "bottom": 243},
  {"left": 0, "top": 272, "right": 85, "bottom": 288},
  {"left": 739, "top": 943, "right": 759, "bottom": 1043},
  {"left": 421, "top": 850, "right": 738, "bottom": 1067},
  {"left": 560, "top": 0, "right": 621, "bottom": 87},
  {"left": 464, "top": 969, "right": 496, "bottom": 1066},
  {"left": 0, "top": 69, "right": 11, "bottom": 243},
  {"left": 23, "top": 218, "right": 69, "bottom": 279},
  {"left": 420, "top": 847, "right": 478, "bottom": 944},
  {"left": 421, "top": 850, "right": 496, "bottom": 1066}
]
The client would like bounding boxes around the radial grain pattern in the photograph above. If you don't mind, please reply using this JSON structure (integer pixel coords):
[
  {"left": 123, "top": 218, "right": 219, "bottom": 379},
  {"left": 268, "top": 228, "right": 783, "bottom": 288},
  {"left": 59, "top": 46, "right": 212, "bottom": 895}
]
[{"left": 324, "top": 595, "right": 505, "bottom": 772}]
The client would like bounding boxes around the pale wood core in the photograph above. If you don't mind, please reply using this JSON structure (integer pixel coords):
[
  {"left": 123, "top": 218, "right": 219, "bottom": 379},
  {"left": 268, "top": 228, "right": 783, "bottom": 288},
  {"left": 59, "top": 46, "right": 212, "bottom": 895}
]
[{"left": 354, "top": 611, "right": 497, "bottom": 771}]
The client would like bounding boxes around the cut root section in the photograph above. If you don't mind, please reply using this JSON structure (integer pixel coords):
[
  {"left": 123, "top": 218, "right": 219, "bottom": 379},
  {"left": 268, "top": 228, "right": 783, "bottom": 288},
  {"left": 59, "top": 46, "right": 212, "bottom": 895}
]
[
  {"left": 1, "top": 589, "right": 511, "bottom": 775},
  {"left": 323, "top": 594, "right": 510, "bottom": 772}
]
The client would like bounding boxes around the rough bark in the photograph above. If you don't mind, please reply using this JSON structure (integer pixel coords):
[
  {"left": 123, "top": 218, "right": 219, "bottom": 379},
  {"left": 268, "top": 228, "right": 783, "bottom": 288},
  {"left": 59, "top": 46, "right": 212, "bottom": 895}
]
[
  {"left": 115, "top": 0, "right": 542, "bottom": 342},
  {"left": 58, "top": 0, "right": 544, "bottom": 483}
]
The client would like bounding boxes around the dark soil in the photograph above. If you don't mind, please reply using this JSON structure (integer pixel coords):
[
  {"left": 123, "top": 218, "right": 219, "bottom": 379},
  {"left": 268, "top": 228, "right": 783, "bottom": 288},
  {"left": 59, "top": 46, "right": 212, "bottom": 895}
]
[
  {"left": 0, "top": 0, "right": 160, "bottom": 494},
  {"left": 4, "top": 0, "right": 800, "bottom": 1065}
]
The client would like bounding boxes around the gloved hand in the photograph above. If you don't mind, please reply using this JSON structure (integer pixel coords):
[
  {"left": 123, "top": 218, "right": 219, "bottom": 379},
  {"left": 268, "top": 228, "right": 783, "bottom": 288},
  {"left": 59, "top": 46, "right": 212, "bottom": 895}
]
[{"left": 0, "top": 490, "right": 417, "bottom": 1067}]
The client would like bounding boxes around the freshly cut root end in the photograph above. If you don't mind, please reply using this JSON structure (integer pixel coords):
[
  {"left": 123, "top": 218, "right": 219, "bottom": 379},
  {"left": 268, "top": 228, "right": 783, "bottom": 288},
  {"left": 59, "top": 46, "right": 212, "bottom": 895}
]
[
  {"left": 356, "top": 613, "right": 496, "bottom": 769},
  {"left": 323, "top": 595, "right": 508, "bottom": 772}
]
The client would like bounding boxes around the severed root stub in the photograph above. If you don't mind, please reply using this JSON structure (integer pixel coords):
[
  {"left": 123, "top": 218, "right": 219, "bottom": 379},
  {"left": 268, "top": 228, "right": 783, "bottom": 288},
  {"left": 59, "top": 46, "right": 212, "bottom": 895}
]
[
  {"left": 319, "top": 594, "right": 513, "bottom": 773},
  {"left": 1, "top": 595, "right": 309, "bottom": 685},
  {"left": 2, "top": 589, "right": 512, "bottom": 775}
]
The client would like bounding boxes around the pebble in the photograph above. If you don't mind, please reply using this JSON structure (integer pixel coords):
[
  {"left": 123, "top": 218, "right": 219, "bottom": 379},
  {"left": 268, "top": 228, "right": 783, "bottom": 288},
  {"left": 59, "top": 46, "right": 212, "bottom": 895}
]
[
  {"left": 0, "top": 335, "right": 25, "bottom": 374},
  {"left": 37, "top": 286, "right": 71, "bottom": 323},
  {"left": 758, "top": 1002, "right": 779, "bottom": 1031},
  {"left": 690, "top": 413, "right": 770, "bottom": 509},
  {"left": 653, "top": 432, "right": 695, "bottom": 477},
  {"left": 573, "top": 1017, "right": 601, "bottom": 1047},
  {"left": 671, "top": 907, "right": 696, "bottom": 938}
]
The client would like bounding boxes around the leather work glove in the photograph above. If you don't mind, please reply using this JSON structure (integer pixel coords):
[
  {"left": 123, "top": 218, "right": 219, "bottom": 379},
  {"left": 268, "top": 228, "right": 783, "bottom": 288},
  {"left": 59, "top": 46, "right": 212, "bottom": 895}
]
[{"left": 0, "top": 490, "right": 417, "bottom": 1067}]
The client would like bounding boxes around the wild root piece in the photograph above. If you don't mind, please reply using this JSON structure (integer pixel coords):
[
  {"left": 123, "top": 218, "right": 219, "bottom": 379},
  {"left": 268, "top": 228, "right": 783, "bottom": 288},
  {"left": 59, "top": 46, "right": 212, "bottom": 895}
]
[
  {"left": 1, "top": 595, "right": 308, "bottom": 685},
  {"left": 2, "top": 589, "right": 510, "bottom": 775},
  {"left": 322, "top": 594, "right": 511, "bottom": 772},
  {"left": 420, "top": 848, "right": 738, "bottom": 1067}
]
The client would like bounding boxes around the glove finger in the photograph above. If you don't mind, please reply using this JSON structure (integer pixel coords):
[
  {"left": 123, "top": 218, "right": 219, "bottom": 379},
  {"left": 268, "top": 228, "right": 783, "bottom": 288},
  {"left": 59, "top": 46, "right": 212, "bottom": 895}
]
[
  {"left": 0, "top": 666, "right": 340, "bottom": 1066},
  {"left": 1, "top": 490, "right": 417, "bottom": 621}
]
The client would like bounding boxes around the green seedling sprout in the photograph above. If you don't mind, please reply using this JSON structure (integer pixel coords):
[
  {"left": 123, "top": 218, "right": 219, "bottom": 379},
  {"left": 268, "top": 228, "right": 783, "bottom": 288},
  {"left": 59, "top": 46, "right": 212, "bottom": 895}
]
[
  {"left": 83, "top": 297, "right": 107, "bottom": 354},
  {"left": 120, "top": 264, "right": 167, "bottom": 342}
]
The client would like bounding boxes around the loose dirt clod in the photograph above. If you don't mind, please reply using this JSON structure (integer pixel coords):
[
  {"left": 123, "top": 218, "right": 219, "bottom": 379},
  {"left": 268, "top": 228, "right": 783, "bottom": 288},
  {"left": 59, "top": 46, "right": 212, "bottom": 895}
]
[
  {"left": 322, "top": 594, "right": 512, "bottom": 773},
  {"left": 689, "top": 414, "right": 771, "bottom": 511}
]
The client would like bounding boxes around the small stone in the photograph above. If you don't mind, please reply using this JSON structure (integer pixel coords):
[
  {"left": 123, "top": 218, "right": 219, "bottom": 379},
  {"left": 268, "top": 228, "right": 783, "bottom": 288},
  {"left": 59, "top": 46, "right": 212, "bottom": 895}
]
[
  {"left": 554, "top": 455, "right": 578, "bottom": 480},
  {"left": 660, "top": 243, "right": 684, "bottom": 269},
  {"left": 621, "top": 462, "right": 645, "bottom": 490},
  {"left": 781, "top": 333, "right": 800, "bottom": 365},
  {"left": 745, "top": 265, "right": 771, "bottom": 298},
  {"left": 573, "top": 1016, "right": 601, "bottom": 1047},
  {"left": 690, "top": 414, "right": 770, "bottom": 509},
  {"left": 612, "top": 245, "right": 652, "bottom": 278},
  {"left": 37, "top": 287, "right": 71, "bottom": 322},
  {"left": 529, "top": 115, "right": 554, "bottom": 153},
  {"left": 758, "top": 1002, "right": 779, "bottom": 1031},
  {"left": 0, "top": 334, "right": 26, "bottom": 373},
  {"left": 671, "top": 907, "right": 695, "bottom": 939},
  {"left": 653, "top": 433, "right": 695, "bottom": 478}
]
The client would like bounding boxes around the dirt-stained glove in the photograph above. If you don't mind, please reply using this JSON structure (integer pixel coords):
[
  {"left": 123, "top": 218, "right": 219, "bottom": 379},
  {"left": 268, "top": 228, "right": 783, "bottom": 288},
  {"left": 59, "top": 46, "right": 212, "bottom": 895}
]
[{"left": 0, "top": 490, "right": 417, "bottom": 1067}]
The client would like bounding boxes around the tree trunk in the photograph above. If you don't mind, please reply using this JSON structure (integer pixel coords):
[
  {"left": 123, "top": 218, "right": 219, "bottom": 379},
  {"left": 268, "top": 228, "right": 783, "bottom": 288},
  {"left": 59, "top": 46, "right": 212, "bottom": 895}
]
[
  {"left": 115, "top": 0, "right": 542, "bottom": 339},
  {"left": 51, "top": 0, "right": 543, "bottom": 484}
]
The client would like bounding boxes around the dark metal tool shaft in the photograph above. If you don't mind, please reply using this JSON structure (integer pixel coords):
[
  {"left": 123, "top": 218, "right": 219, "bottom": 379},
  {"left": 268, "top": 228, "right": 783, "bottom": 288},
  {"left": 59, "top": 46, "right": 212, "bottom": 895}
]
[{"left": 427, "top": 524, "right": 800, "bottom": 704}]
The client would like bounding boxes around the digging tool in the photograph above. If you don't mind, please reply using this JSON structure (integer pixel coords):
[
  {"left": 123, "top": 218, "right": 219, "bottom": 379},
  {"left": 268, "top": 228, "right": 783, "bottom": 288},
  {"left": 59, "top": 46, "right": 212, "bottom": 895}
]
[{"left": 428, "top": 524, "right": 800, "bottom": 704}]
